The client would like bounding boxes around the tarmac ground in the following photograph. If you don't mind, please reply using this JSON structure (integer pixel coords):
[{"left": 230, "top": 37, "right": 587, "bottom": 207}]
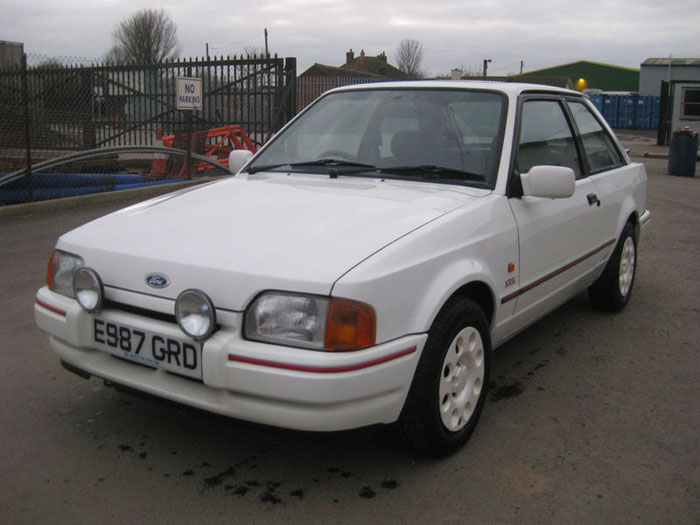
[{"left": 1, "top": 132, "right": 698, "bottom": 523}]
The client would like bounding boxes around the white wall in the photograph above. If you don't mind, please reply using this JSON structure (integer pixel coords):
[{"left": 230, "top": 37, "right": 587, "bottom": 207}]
[{"left": 640, "top": 65, "right": 700, "bottom": 96}]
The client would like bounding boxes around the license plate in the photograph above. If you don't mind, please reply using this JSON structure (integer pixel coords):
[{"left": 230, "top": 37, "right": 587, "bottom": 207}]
[{"left": 92, "top": 317, "right": 202, "bottom": 379}]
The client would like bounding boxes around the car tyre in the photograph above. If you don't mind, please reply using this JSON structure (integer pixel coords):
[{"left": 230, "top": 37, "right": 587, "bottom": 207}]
[
  {"left": 589, "top": 221, "right": 637, "bottom": 312},
  {"left": 399, "top": 298, "right": 490, "bottom": 457}
]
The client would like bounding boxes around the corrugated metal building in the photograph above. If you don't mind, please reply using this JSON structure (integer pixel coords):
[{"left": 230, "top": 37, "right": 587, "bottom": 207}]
[
  {"left": 639, "top": 58, "right": 700, "bottom": 96},
  {"left": 520, "top": 60, "right": 639, "bottom": 92}
]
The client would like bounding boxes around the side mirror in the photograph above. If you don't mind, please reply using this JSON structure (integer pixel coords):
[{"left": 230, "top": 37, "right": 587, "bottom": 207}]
[
  {"left": 228, "top": 149, "right": 254, "bottom": 174},
  {"left": 521, "top": 165, "right": 575, "bottom": 199}
]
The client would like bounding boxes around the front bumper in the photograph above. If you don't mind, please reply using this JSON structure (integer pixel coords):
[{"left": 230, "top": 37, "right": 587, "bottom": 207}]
[{"left": 35, "top": 286, "right": 425, "bottom": 431}]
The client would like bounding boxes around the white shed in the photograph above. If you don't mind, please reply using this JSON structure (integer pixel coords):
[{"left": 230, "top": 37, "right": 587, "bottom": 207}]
[{"left": 640, "top": 58, "right": 700, "bottom": 96}]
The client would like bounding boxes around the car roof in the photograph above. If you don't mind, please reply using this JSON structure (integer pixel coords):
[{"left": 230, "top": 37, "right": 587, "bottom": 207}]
[{"left": 328, "top": 80, "right": 583, "bottom": 98}]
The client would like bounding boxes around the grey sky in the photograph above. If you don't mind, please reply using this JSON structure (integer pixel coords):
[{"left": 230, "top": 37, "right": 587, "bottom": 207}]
[{"left": 3, "top": 0, "right": 699, "bottom": 75}]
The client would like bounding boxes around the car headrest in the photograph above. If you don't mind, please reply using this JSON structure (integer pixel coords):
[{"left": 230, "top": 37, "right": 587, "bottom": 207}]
[{"left": 390, "top": 131, "right": 426, "bottom": 164}]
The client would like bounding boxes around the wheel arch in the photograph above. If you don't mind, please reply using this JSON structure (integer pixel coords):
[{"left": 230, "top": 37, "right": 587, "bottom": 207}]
[
  {"left": 626, "top": 210, "right": 641, "bottom": 241},
  {"left": 613, "top": 196, "right": 641, "bottom": 246},
  {"left": 438, "top": 280, "right": 496, "bottom": 330}
]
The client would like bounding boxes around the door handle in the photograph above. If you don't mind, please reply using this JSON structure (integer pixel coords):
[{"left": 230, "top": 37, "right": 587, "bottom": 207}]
[{"left": 587, "top": 193, "right": 600, "bottom": 207}]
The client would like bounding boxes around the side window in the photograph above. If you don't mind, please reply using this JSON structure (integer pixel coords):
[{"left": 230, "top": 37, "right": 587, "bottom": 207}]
[
  {"left": 517, "top": 100, "right": 581, "bottom": 178},
  {"left": 568, "top": 101, "right": 624, "bottom": 172}
]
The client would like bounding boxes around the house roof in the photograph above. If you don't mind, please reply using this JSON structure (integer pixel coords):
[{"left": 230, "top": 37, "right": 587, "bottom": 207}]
[
  {"left": 299, "top": 63, "right": 381, "bottom": 78},
  {"left": 299, "top": 49, "right": 408, "bottom": 80},
  {"left": 340, "top": 50, "right": 407, "bottom": 79}
]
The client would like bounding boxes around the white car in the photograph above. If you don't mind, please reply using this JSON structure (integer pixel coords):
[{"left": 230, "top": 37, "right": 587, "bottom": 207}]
[{"left": 35, "top": 81, "right": 650, "bottom": 456}]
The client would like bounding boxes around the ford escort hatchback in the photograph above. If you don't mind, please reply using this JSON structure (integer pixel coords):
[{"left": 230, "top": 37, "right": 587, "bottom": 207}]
[{"left": 35, "top": 82, "right": 650, "bottom": 456}]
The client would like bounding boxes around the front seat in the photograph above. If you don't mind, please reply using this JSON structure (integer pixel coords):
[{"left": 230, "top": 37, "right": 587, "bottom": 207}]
[{"left": 390, "top": 130, "right": 428, "bottom": 165}]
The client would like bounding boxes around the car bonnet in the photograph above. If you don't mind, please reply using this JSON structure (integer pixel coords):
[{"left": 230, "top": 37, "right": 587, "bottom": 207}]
[{"left": 56, "top": 173, "right": 488, "bottom": 311}]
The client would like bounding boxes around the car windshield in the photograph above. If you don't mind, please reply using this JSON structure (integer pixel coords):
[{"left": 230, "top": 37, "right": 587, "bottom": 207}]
[{"left": 246, "top": 88, "right": 506, "bottom": 188}]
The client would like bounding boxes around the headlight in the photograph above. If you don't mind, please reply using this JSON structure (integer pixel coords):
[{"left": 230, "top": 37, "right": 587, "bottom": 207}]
[
  {"left": 244, "top": 292, "right": 376, "bottom": 351},
  {"left": 73, "top": 267, "right": 103, "bottom": 312},
  {"left": 47, "top": 250, "right": 84, "bottom": 298},
  {"left": 245, "top": 293, "right": 329, "bottom": 350},
  {"left": 175, "top": 289, "right": 216, "bottom": 340}
]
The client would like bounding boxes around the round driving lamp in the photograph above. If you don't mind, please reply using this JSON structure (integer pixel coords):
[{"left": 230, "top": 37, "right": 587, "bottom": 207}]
[
  {"left": 72, "top": 267, "right": 103, "bottom": 313},
  {"left": 175, "top": 289, "right": 216, "bottom": 340}
]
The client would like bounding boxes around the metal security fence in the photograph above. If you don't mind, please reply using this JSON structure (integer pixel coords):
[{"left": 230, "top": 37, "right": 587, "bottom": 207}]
[
  {"left": 297, "top": 75, "right": 399, "bottom": 111},
  {"left": 0, "top": 54, "right": 297, "bottom": 205}
]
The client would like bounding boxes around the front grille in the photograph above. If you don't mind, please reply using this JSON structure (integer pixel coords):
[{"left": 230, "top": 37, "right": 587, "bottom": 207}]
[{"left": 103, "top": 298, "right": 176, "bottom": 324}]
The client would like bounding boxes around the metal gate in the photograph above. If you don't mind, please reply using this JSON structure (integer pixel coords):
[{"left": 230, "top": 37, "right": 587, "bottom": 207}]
[{"left": 0, "top": 55, "right": 297, "bottom": 170}]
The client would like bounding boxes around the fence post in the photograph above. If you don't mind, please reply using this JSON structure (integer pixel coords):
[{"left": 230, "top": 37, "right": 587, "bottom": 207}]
[
  {"left": 21, "top": 53, "right": 33, "bottom": 201},
  {"left": 657, "top": 80, "right": 670, "bottom": 146},
  {"left": 81, "top": 68, "right": 96, "bottom": 148},
  {"left": 185, "top": 64, "right": 193, "bottom": 180},
  {"left": 285, "top": 57, "right": 297, "bottom": 121}
]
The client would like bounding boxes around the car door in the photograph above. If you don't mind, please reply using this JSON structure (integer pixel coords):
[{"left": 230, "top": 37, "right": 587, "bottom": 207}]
[
  {"left": 505, "top": 97, "right": 611, "bottom": 335},
  {"left": 565, "top": 98, "right": 642, "bottom": 245}
]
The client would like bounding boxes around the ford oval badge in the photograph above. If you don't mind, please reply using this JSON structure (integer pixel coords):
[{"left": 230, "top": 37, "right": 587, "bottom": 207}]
[{"left": 145, "top": 273, "right": 170, "bottom": 288}]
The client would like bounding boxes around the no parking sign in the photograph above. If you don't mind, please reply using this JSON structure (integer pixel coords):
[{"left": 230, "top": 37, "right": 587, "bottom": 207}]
[{"left": 176, "top": 77, "right": 202, "bottom": 110}]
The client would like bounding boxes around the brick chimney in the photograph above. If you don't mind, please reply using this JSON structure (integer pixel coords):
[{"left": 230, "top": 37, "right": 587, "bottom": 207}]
[
  {"left": 346, "top": 49, "right": 354, "bottom": 65},
  {"left": 379, "top": 52, "right": 387, "bottom": 63},
  {"left": 359, "top": 49, "right": 365, "bottom": 69}
]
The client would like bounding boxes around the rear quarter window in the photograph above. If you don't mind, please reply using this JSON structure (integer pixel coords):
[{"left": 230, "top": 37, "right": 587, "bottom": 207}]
[{"left": 568, "top": 101, "right": 624, "bottom": 173}]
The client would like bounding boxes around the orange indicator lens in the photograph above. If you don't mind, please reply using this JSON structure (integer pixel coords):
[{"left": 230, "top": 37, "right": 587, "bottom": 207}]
[{"left": 325, "top": 298, "right": 376, "bottom": 351}]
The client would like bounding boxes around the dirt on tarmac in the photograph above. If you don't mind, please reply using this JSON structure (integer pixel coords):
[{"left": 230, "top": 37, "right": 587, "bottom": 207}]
[{"left": 1, "top": 132, "right": 698, "bottom": 524}]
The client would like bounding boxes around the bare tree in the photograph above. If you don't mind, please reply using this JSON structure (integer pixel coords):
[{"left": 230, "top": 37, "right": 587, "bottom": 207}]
[
  {"left": 34, "top": 59, "right": 64, "bottom": 70},
  {"left": 243, "top": 46, "right": 270, "bottom": 58},
  {"left": 395, "top": 39, "right": 424, "bottom": 78},
  {"left": 105, "top": 9, "right": 179, "bottom": 64}
]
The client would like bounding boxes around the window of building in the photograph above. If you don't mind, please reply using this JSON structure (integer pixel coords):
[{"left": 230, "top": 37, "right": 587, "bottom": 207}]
[{"left": 681, "top": 87, "right": 700, "bottom": 119}]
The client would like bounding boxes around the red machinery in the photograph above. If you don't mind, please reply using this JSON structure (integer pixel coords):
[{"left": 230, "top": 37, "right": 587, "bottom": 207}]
[{"left": 152, "top": 125, "right": 257, "bottom": 177}]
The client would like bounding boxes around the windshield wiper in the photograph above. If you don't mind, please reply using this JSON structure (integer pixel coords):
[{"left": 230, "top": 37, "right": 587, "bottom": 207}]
[
  {"left": 377, "top": 165, "right": 485, "bottom": 182},
  {"left": 246, "top": 160, "right": 485, "bottom": 184},
  {"left": 247, "top": 158, "right": 375, "bottom": 174}
]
